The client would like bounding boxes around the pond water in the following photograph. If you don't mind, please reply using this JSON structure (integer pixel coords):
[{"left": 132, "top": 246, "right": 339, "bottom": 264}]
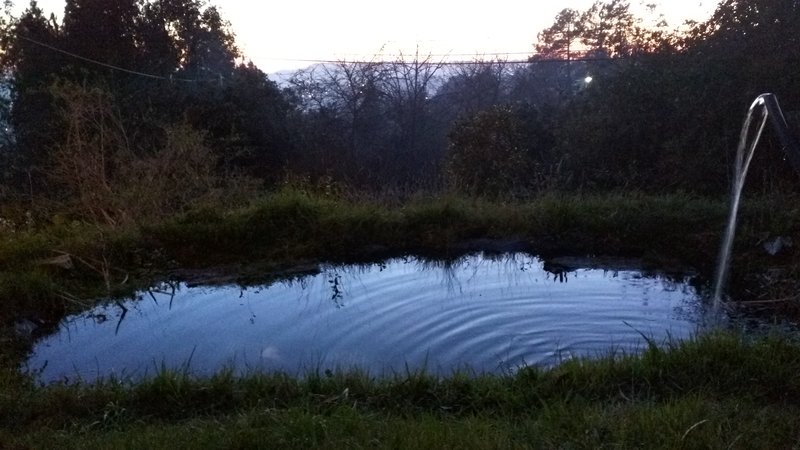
[{"left": 25, "top": 253, "right": 718, "bottom": 383}]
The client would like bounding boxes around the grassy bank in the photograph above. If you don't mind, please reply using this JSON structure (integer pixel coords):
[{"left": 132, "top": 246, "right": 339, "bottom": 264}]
[
  {"left": 1, "top": 189, "right": 797, "bottom": 325},
  {"left": 2, "top": 190, "right": 800, "bottom": 447},
  {"left": 4, "top": 332, "right": 800, "bottom": 448}
]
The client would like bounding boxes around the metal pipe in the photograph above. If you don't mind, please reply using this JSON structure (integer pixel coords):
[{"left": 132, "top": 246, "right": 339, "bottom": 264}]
[{"left": 751, "top": 93, "right": 800, "bottom": 174}]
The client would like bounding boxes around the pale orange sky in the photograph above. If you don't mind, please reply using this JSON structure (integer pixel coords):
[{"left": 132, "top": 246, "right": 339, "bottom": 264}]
[{"left": 22, "top": 0, "right": 717, "bottom": 73}]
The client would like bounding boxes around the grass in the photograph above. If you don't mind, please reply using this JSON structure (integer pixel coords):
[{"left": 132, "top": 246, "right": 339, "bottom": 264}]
[
  {"left": 2, "top": 189, "right": 800, "bottom": 447},
  {"left": 2, "top": 188, "right": 798, "bottom": 326},
  {"left": 2, "top": 188, "right": 798, "bottom": 325},
  {"left": 10, "top": 402, "right": 797, "bottom": 449},
  {"left": 0, "top": 192, "right": 668, "bottom": 318},
  {"left": 4, "top": 332, "right": 800, "bottom": 448},
  {"left": 2, "top": 188, "right": 795, "bottom": 324}
]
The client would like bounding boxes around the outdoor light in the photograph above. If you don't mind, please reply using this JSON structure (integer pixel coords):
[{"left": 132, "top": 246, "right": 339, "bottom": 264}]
[{"left": 584, "top": 76, "right": 593, "bottom": 84}]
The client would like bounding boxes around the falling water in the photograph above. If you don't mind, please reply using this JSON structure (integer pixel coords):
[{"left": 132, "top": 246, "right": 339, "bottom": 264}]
[{"left": 713, "top": 94, "right": 795, "bottom": 311}]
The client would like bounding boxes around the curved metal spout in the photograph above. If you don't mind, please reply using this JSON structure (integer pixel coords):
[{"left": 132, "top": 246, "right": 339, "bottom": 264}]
[{"left": 751, "top": 93, "right": 800, "bottom": 173}]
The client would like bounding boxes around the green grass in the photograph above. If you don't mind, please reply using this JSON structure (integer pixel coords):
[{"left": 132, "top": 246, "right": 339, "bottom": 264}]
[
  {"left": 2, "top": 189, "right": 800, "bottom": 447},
  {"left": 2, "top": 188, "right": 798, "bottom": 328},
  {"left": 10, "top": 402, "right": 798, "bottom": 449},
  {"left": 97, "top": 189, "right": 739, "bottom": 267},
  {"left": 4, "top": 332, "right": 800, "bottom": 448}
]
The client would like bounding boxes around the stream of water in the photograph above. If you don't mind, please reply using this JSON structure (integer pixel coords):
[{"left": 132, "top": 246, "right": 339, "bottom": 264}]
[
  {"left": 713, "top": 94, "right": 799, "bottom": 310},
  {"left": 712, "top": 95, "right": 770, "bottom": 308}
]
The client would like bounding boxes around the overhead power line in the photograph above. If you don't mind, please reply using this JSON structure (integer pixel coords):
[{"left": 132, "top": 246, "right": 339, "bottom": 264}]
[
  {"left": 18, "top": 35, "right": 224, "bottom": 83},
  {"left": 250, "top": 47, "right": 623, "bottom": 68},
  {"left": 19, "top": 34, "right": 622, "bottom": 80},
  {"left": 261, "top": 55, "right": 623, "bottom": 66}
]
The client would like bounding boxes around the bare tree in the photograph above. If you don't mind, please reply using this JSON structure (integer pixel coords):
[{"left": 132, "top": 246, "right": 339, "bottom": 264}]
[
  {"left": 434, "top": 58, "right": 512, "bottom": 117},
  {"left": 381, "top": 49, "right": 446, "bottom": 182},
  {"left": 288, "top": 58, "right": 389, "bottom": 181},
  {"left": 288, "top": 49, "right": 452, "bottom": 186}
]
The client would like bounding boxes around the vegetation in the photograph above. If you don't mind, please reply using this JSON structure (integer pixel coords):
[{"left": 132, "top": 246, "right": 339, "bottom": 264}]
[
  {"left": 0, "top": 191, "right": 702, "bottom": 321},
  {"left": 1, "top": 187, "right": 799, "bottom": 336},
  {"left": 0, "top": 0, "right": 798, "bottom": 197},
  {"left": 0, "top": 0, "right": 799, "bottom": 447},
  {"left": 4, "top": 332, "right": 800, "bottom": 448}
]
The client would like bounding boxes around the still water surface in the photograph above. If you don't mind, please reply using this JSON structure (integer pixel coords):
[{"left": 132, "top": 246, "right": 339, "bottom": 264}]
[{"left": 26, "top": 253, "right": 716, "bottom": 383}]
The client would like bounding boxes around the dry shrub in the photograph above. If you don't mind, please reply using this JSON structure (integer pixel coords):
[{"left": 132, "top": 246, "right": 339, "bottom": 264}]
[
  {"left": 119, "top": 123, "right": 217, "bottom": 217},
  {"left": 49, "top": 80, "right": 129, "bottom": 225}
]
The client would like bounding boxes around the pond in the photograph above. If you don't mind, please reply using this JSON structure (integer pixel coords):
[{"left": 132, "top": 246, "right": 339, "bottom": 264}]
[{"left": 25, "top": 253, "right": 719, "bottom": 383}]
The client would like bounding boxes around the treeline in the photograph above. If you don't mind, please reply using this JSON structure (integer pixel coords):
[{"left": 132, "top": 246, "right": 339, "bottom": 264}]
[{"left": 0, "top": 0, "right": 798, "bottom": 221}]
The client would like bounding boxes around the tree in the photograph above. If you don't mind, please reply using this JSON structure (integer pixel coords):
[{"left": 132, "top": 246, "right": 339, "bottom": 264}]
[
  {"left": 288, "top": 59, "right": 388, "bottom": 182},
  {"left": 381, "top": 51, "right": 445, "bottom": 183},
  {"left": 0, "top": 2, "right": 62, "bottom": 186},
  {"left": 535, "top": 8, "right": 583, "bottom": 59},
  {"left": 62, "top": 0, "right": 139, "bottom": 68},
  {"left": 536, "top": 1, "right": 648, "bottom": 59},
  {"left": 0, "top": 0, "right": 294, "bottom": 197},
  {"left": 684, "top": 0, "right": 800, "bottom": 190},
  {"left": 434, "top": 58, "right": 511, "bottom": 117},
  {"left": 288, "top": 52, "right": 448, "bottom": 187},
  {"left": 206, "top": 62, "right": 294, "bottom": 177},
  {"left": 578, "top": 0, "right": 637, "bottom": 57}
]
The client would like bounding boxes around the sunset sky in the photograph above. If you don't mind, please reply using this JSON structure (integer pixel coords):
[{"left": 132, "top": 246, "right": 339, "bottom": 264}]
[{"left": 21, "top": 0, "right": 718, "bottom": 73}]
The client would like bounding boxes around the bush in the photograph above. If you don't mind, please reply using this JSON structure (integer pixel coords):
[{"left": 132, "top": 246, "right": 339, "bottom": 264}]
[
  {"left": 445, "top": 104, "right": 558, "bottom": 196},
  {"left": 46, "top": 80, "right": 248, "bottom": 225}
]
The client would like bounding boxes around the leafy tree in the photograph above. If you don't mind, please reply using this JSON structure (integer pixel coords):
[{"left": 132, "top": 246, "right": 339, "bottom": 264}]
[
  {"left": 0, "top": 2, "right": 62, "bottom": 187},
  {"left": 535, "top": 1, "right": 641, "bottom": 58},
  {"left": 578, "top": 0, "right": 637, "bottom": 56},
  {"left": 62, "top": 0, "right": 139, "bottom": 68},
  {"left": 535, "top": 8, "right": 582, "bottom": 59},
  {"left": 0, "top": 0, "right": 294, "bottom": 196},
  {"left": 681, "top": 0, "right": 800, "bottom": 191},
  {"left": 203, "top": 62, "right": 294, "bottom": 177},
  {"left": 530, "top": 0, "right": 800, "bottom": 193}
]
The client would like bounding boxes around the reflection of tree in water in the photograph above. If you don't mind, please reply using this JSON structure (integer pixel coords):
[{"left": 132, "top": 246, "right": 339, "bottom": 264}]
[
  {"left": 542, "top": 259, "right": 571, "bottom": 283},
  {"left": 200, "top": 253, "right": 707, "bottom": 311},
  {"left": 86, "top": 281, "right": 180, "bottom": 335},
  {"left": 328, "top": 272, "right": 344, "bottom": 307},
  {"left": 551, "top": 271, "right": 570, "bottom": 283},
  {"left": 285, "top": 253, "right": 549, "bottom": 306},
  {"left": 145, "top": 281, "right": 179, "bottom": 310},
  {"left": 417, "top": 252, "right": 544, "bottom": 292},
  {"left": 419, "top": 256, "right": 468, "bottom": 294}
]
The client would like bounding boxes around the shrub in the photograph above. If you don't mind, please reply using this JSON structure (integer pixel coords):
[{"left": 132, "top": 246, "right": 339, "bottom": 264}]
[
  {"left": 445, "top": 104, "right": 558, "bottom": 196},
  {"left": 47, "top": 80, "right": 244, "bottom": 225}
]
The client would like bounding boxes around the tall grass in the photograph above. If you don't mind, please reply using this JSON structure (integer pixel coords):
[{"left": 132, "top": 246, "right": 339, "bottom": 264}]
[
  {"left": 145, "top": 189, "right": 734, "bottom": 265},
  {"left": 3, "top": 189, "right": 797, "bottom": 325},
  {"left": 4, "top": 332, "right": 800, "bottom": 448},
  {"left": 2, "top": 189, "right": 800, "bottom": 447}
]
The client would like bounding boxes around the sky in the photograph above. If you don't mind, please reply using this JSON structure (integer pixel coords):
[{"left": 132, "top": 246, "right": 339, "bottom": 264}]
[{"left": 21, "top": 0, "right": 717, "bottom": 73}]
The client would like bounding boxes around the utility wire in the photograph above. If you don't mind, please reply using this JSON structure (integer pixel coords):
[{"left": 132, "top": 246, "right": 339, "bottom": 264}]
[
  {"left": 20, "top": 34, "right": 619, "bottom": 77},
  {"left": 270, "top": 55, "right": 622, "bottom": 66},
  {"left": 19, "top": 35, "right": 222, "bottom": 83},
  {"left": 250, "top": 48, "right": 619, "bottom": 67}
]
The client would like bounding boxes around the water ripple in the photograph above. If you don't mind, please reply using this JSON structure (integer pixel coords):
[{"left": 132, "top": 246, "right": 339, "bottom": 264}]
[{"left": 25, "top": 253, "right": 712, "bottom": 382}]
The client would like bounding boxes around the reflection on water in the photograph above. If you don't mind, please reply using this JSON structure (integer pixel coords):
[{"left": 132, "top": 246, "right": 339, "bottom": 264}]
[{"left": 24, "top": 253, "right": 716, "bottom": 383}]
